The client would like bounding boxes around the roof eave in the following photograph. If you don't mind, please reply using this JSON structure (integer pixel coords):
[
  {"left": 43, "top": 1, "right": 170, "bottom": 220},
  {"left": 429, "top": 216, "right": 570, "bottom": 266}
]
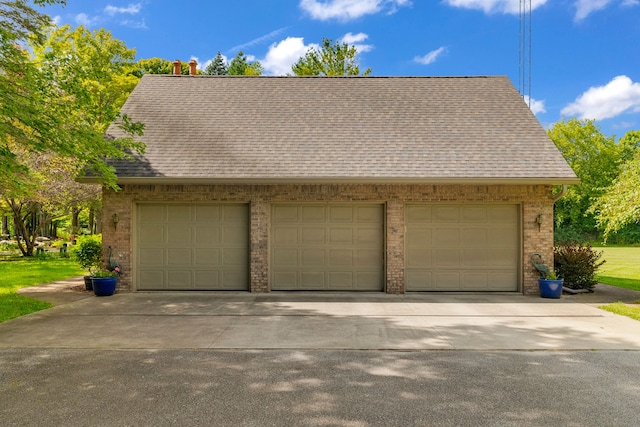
[{"left": 77, "top": 176, "right": 581, "bottom": 186}]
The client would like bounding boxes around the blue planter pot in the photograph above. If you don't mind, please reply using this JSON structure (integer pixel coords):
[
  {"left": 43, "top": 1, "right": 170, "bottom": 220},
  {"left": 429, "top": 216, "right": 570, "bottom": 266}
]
[
  {"left": 91, "top": 277, "right": 117, "bottom": 296},
  {"left": 539, "top": 279, "right": 564, "bottom": 299}
]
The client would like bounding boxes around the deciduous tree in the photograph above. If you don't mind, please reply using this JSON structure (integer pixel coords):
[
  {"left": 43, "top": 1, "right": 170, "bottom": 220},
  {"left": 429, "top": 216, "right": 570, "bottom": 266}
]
[
  {"left": 549, "top": 119, "right": 637, "bottom": 239},
  {"left": 291, "top": 38, "right": 372, "bottom": 76}
]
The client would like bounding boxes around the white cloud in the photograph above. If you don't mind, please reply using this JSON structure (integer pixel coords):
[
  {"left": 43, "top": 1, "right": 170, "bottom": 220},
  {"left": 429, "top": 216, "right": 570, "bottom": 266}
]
[
  {"left": 340, "top": 32, "right": 374, "bottom": 52},
  {"left": 52, "top": 15, "right": 61, "bottom": 26},
  {"left": 414, "top": 47, "right": 447, "bottom": 65},
  {"left": 443, "top": 0, "right": 548, "bottom": 14},
  {"left": 561, "top": 75, "right": 640, "bottom": 120},
  {"left": 75, "top": 13, "right": 98, "bottom": 26},
  {"left": 299, "top": 0, "right": 411, "bottom": 21},
  {"left": 262, "top": 37, "right": 318, "bottom": 76},
  {"left": 104, "top": 3, "right": 142, "bottom": 16},
  {"left": 622, "top": 0, "right": 640, "bottom": 6},
  {"left": 523, "top": 96, "right": 546, "bottom": 115},
  {"left": 574, "top": 0, "right": 613, "bottom": 20},
  {"left": 229, "top": 27, "right": 289, "bottom": 54}
]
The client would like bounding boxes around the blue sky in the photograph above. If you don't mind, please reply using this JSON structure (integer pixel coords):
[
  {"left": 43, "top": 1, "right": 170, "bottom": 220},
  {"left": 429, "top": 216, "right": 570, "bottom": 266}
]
[{"left": 40, "top": 0, "right": 640, "bottom": 138}]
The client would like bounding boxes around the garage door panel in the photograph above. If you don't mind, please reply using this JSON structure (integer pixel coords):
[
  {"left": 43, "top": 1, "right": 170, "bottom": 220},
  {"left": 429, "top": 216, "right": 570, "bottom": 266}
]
[
  {"left": 167, "top": 248, "right": 192, "bottom": 265},
  {"left": 462, "top": 206, "right": 487, "bottom": 222},
  {"left": 406, "top": 204, "right": 520, "bottom": 292},
  {"left": 195, "top": 249, "right": 219, "bottom": 266},
  {"left": 139, "top": 205, "right": 165, "bottom": 222},
  {"left": 435, "top": 206, "right": 460, "bottom": 223},
  {"left": 167, "top": 205, "right": 192, "bottom": 222},
  {"left": 167, "top": 270, "right": 192, "bottom": 288},
  {"left": 194, "top": 271, "right": 219, "bottom": 288},
  {"left": 489, "top": 206, "right": 518, "bottom": 223},
  {"left": 167, "top": 226, "right": 192, "bottom": 245},
  {"left": 139, "top": 270, "right": 165, "bottom": 289},
  {"left": 194, "top": 226, "right": 220, "bottom": 246},
  {"left": 273, "top": 248, "right": 298, "bottom": 266},
  {"left": 135, "top": 203, "right": 249, "bottom": 291},
  {"left": 357, "top": 228, "right": 383, "bottom": 245},
  {"left": 274, "top": 206, "right": 298, "bottom": 222},
  {"left": 302, "top": 249, "right": 325, "bottom": 266},
  {"left": 301, "top": 272, "right": 325, "bottom": 287},
  {"left": 329, "top": 272, "right": 354, "bottom": 289},
  {"left": 330, "top": 206, "right": 353, "bottom": 222},
  {"left": 222, "top": 248, "right": 248, "bottom": 266},
  {"left": 406, "top": 270, "right": 432, "bottom": 289},
  {"left": 463, "top": 228, "right": 488, "bottom": 246},
  {"left": 357, "top": 249, "right": 382, "bottom": 267},
  {"left": 463, "top": 249, "right": 488, "bottom": 267},
  {"left": 140, "top": 226, "right": 165, "bottom": 244},
  {"left": 435, "top": 249, "right": 460, "bottom": 267},
  {"left": 271, "top": 204, "right": 383, "bottom": 291},
  {"left": 329, "top": 249, "right": 353, "bottom": 266},
  {"left": 434, "top": 229, "right": 459, "bottom": 245},
  {"left": 139, "top": 248, "right": 164, "bottom": 266},
  {"left": 406, "top": 228, "right": 432, "bottom": 246},
  {"left": 302, "top": 206, "right": 325, "bottom": 222},
  {"left": 301, "top": 228, "right": 325, "bottom": 244},
  {"left": 436, "top": 272, "right": 461, "bottom": 289},
  {"left": 406, "top": 248, "right": 433, "bottom": 267},
  {"left": 358, "top": 206, "right": 384, "bottom": 222},
  {"left": 329, "top": 228, "right": 353, "bottom": 244},
  {"left": 194, "top": 205, "right": 220, "bottom": 222},
  {"left": 222, "top": 205, "right": 248, "bottom": 222}
]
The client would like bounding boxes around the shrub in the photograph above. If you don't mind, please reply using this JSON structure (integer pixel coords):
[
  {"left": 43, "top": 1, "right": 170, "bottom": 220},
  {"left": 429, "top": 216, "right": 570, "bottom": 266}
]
[
  {"left": 72, "top": 234, "right": 102, "bottom": 275},
  {"left": 554, "top": 242, "right": 605, "bottom": 291}
]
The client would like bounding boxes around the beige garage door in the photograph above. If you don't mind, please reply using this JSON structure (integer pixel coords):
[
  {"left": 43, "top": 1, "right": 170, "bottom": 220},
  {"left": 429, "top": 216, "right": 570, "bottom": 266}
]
[
  {"left": 405, "top": 204, "right": 520, "bottom": 291},
  {"left": 271, "top": 204, "right": 384, "bottom": 291},
  {"left": 135, "top": 203, "right": 249, "bottom": 290}
]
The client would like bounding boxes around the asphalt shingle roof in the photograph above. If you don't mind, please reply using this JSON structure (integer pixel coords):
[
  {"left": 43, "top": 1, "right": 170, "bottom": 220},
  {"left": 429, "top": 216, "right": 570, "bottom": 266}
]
[{"left": 105, "top": 75, "right": 578, "bottom": 184}]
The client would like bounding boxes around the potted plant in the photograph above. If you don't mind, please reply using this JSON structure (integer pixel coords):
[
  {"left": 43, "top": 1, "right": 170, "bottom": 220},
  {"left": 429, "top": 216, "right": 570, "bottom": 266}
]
[
  {"left": 538, "top": 270, "right": 564, "bottom": 299},
  {"left": 91, "top": 268, "right": 119, "bottom": 296},
  {"left": 72, "top": 235, "right": 102, "bottom": 291}
]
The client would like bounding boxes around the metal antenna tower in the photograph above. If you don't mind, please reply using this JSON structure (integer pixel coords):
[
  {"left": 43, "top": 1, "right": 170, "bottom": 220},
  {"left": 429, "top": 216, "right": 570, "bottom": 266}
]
[{"left": 519, "top": 0, "right": 532, "bottom": 107}]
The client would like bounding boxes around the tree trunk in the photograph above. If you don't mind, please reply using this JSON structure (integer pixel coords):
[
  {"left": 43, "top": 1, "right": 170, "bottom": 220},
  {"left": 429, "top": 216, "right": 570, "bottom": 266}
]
[
  {"left": 71, "top": 206, "right": 81, "bottom": 243},
  {"left": 8, "top": 200, "right": 35, "bottom": 257},
  {"left": 1, "top": 215, "right": 9, "bottom": 238},
  {"left": 88, "top": 208, "right": 95, "bottom": 235}
]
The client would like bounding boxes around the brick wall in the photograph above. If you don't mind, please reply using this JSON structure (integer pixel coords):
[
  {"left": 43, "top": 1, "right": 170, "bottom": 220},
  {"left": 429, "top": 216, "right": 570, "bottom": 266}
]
[{"left": 102, "top": 184, "right": 553, "bottom": 295}]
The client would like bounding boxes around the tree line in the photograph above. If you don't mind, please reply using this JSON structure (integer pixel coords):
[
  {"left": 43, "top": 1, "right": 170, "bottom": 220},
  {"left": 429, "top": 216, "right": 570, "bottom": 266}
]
[
  {"left": 2, "top": 2, "right": 639, "bottom": 256},
  {"left": 0, "top": 1, "right": 370, "bottom": 256}
]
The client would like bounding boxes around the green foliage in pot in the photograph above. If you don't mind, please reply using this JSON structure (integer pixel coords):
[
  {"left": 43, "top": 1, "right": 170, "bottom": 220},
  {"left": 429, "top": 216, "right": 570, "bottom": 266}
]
[
  {"left": 92, "top": 269, "right": 118, "bottom": 278},
  {"left": 73, "top": 235, "right": 102, "bottom": 275}
]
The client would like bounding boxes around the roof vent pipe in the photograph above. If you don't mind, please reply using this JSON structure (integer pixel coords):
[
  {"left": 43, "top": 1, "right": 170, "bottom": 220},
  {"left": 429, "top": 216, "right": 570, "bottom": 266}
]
[
  {"left": 172, "top": 60, "right": 181, "bottom": 75},
  {"left": 189, "top": 59, "right": 197, "bottom": 76}
]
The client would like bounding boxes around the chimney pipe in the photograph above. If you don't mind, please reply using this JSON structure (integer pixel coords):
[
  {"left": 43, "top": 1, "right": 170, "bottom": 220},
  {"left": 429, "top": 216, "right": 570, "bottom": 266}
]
[
  {"left": 172, "top": 60, "right": 181, "bottom": 75},
  {"left": 189, "top": 59, "right": 197, "bottom": 76}
]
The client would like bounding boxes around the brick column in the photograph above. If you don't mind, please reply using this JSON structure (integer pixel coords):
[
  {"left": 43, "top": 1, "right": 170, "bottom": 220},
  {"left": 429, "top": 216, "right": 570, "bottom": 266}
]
[
  {"left": 522, "top": 201, "right": 554, "bottom": 295},
  {"left": 250, "top": 199, "right": 269, "bottom": 292},
  {"left": 386, "top": 200, "right": 405, "bottom": 294}
]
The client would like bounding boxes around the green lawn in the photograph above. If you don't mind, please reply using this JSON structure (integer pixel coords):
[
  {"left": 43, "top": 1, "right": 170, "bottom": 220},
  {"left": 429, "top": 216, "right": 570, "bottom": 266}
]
[
  {"left": 594, "top": 246, "right": 640, "bottom": 291},
  {"left": 599, "top": 302, "right": 640, "bottom": 321},
  {"left": 0, "top": 257, "right": 84, "bottom": 322}
]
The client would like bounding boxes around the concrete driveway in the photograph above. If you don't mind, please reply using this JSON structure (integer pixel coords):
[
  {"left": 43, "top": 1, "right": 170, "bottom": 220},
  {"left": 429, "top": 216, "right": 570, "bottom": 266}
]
[
  {"left": 3, "top": 278, "right": 640, "bottom": 427},
  {"left": 4, "top": 277, "right": 640, "bottom": 351}
]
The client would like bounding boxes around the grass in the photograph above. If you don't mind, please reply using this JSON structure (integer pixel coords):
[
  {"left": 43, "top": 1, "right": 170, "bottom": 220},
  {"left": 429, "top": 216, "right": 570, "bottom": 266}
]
[
  {"left": 0, "top": 256, "right": 84, "bottom": 322},
  {"left": 594, "top": 246, "right": 640, "bottom": 291},
  {"left": 599, "top": 302, "right": 640, "bottom": 321}
]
